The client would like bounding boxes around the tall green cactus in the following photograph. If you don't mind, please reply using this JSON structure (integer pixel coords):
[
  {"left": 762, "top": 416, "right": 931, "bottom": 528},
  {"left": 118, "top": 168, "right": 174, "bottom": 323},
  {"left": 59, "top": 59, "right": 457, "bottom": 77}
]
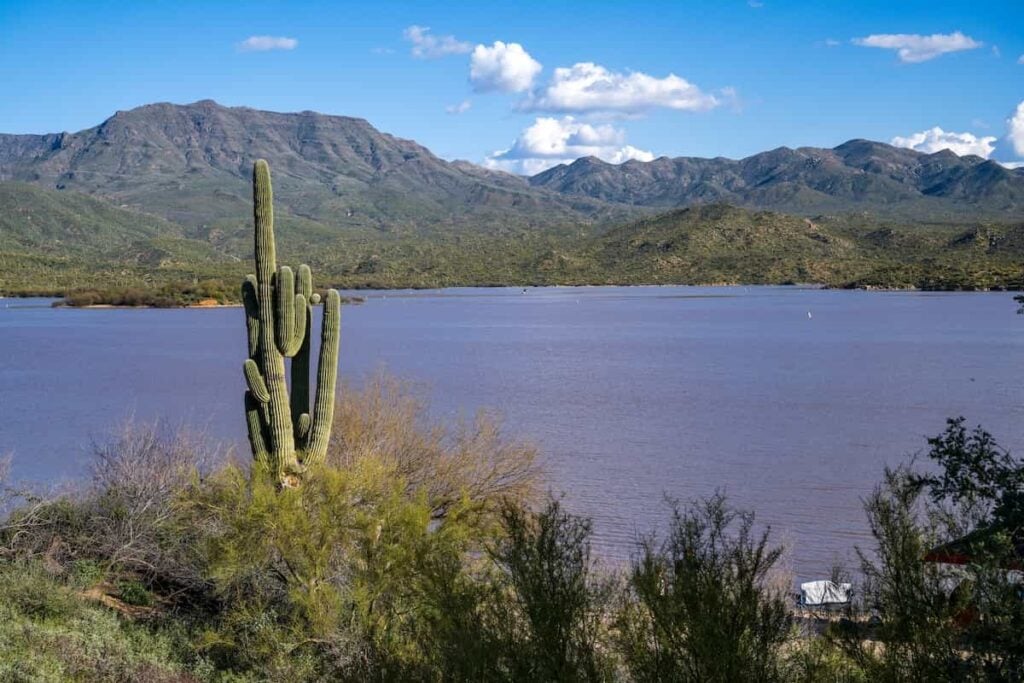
[{"left": 242, "top": 159, "right": 340, "bottom": 486}]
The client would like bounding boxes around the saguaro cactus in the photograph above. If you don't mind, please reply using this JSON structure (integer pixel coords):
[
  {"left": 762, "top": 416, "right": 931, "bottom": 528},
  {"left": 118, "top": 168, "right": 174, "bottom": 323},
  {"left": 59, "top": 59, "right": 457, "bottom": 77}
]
[{"left": 241, "top": 159, "right": 340, "bottom": 486}]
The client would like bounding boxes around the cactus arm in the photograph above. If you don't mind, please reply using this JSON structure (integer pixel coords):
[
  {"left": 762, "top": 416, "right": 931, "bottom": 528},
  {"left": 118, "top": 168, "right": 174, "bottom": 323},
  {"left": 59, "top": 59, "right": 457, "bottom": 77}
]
[
  {"left": 252, "top": 159, "right": 296, "bottom": 472},
  {"left": 304, "top": 289, "right": 341, "bottom": 466},
  {"left": 288, "top": 293, "right": 307, "bottom": 357},
  {"left": 243, "top": 359, "right": 271, "bottom": 403},
  {"left": 289, "top": 264, "right": 313, "bottom": 439},
  {"left": 275, "top": 265, "right": 296, "bottom": 355},
  {"left": 242, "top": 275, "right": 260, "bottom": 357},
  {"left": 274, "top": 266, "right": 309, "bottom": 357},
  {"left": 245, "top": 391, "right": 271, "bottom": 470},
  {"left": 296, "top": 412, "right": 311, "bottom": 442},
  {"left": 290, "top": 301, "right": 312, "bottom": 440},
  {"left": 297, "top": 264, "right": 312, "bottom": 300}
]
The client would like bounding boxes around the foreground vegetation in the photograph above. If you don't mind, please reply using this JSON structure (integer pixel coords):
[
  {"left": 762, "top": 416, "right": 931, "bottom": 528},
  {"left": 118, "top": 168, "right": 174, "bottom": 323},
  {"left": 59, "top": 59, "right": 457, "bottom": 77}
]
[{"left": 1, "top": 376, "right": 1021, "bottom": 681}]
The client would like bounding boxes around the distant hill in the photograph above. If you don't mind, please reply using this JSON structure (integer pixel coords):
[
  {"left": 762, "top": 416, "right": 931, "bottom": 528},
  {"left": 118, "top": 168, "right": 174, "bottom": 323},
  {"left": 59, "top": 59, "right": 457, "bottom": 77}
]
[
  {"left": 571, "top": 203, "right": 860, "bottom": 284},
  {"left": 559, "top": 204, "right": 1024, "bottom": 289},
  {"left": 529, "top": 140, "right": 1024, "bottom": 220},
  {"left": 0, "top": 182, "right": 222, "bottom": 265}
]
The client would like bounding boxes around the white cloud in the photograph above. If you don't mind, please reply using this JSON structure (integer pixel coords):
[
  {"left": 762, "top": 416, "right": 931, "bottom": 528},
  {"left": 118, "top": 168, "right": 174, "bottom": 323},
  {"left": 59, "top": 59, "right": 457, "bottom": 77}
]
[
  {"left": 891, "top": 127, "right": 997, "bottom": 158},
  {"left": 852, "top": 31, "right": 982, "bottom": 63},
  {"left": 237, "top": 36, "right": 298, "bottom": 52},
  {"left": 998, "top": 161, "right": 1024, "bottom": 169},
  {"left": 470, "top": 41, "right": 542, "bottom": 93},
  {"left": 403, "top": 25, "right": 471, "bottom": 59},
  {"left": 446, "top": 100, "right": 472, "bottom": 115},
  {"left": 1008, "top": 101, "right": 1024, "bottom": 156},
  {"left": 824, "top": 38, "right": 841, "bottom": 47},
  {"left": 483, "top": 116, "right": 655, "bottom": 175},
  {"left": 522, "top": 62, "right": 719, "bottom": 114}
]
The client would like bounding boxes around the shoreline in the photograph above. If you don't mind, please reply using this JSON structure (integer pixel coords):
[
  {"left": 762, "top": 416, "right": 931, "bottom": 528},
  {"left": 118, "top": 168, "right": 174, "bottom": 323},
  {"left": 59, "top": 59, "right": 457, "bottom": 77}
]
[{"left": 8, "top": 284, "right": 1018, "bottom": 310}]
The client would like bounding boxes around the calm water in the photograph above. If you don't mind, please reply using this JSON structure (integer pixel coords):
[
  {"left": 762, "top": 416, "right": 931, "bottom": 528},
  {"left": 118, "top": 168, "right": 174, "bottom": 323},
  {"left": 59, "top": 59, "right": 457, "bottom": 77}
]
[{"left": 2, "top": 286, "right": 1023, "bottom": 579}]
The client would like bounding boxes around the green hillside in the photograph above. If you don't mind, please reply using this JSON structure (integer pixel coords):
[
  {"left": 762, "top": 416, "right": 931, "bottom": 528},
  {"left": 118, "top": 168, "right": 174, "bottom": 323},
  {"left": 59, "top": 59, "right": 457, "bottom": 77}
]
[
  {"left": 3, "top": 184, "right": 1023, "bottom": 298},
  {"left": 0, "top": 183, "right": 233, "bottom": 294}
]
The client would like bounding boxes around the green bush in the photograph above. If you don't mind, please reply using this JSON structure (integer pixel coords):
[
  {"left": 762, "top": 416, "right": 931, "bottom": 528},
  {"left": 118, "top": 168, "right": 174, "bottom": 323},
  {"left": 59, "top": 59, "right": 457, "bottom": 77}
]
[
  {"left": 486, "top": 499, "right": 617, "bottom": 682},
  {"left": 180, "top": 458, "right": 497, "bottom": 679},
  {"left": 0, "top": 561, "right": 191, "bottom": 682},
  {"left": 616, "top": 493, "right": 791, "bottom": 683},
  {"left": 117, "top": 579, "right": 153, "bottom": 607}
]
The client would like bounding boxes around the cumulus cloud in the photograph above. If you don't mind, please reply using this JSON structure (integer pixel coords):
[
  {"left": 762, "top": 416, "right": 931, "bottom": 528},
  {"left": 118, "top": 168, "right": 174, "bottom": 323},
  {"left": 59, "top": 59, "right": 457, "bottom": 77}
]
[
  {"left": 446, "top": 100, "right": 472, "bottom": 115},
  {"left": 999, "top": 161, "right": 1024, "bottom": 169},
  {"left": 470, "top": 41, "right": 542, "bottom": 93},
  {"left": 852, "top": 31, "right": 982, "bottom": 63},
  {"left": 1008, "top": 102, "right": 1024, "bottom": 157},
  {"left": 483, "top": 116, "right": 655, "bottom": 175},
  {"left": 403, "top": 25, "right": 471, "bottom": 59},
  {"left": 891, "top": 127, "right": 997, "bottom": 158},
  {"left": 521, "top": 62, "right": 719, "bottom": 114},
  {"left": 237, "top": 36, "right": 298, "bottom": 52}
]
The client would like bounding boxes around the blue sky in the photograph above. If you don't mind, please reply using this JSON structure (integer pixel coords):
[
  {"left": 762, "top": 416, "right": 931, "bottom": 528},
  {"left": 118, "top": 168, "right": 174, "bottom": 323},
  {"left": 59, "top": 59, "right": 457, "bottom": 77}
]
[{"left": 2, "top": 0, "right": 1023, "bottom": 172}]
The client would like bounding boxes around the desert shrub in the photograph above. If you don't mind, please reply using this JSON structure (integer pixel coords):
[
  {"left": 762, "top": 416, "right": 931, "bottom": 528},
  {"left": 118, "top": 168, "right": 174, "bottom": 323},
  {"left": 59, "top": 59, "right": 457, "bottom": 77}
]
[
  {"left": 87, "top": 421, "right": 218, "bottom": 584},
  {"left": 182, "top": 458, "right": 497, "bottom": 680},
  {"left": 616, "top": 493, "right": 791, "bottom": 683},
  {"left": 843, "top": 419, "right": 1024, "bottom": 681},
  {"left": 485, "top": 498, "right": 618, "bottom": 682},
  {"left": 841, "top": 465, "right": 969, "bottom": 681},
  {"left": 328, "top": 373, "right": 540, "bottom": 520},
  {"left": 0, "top": 421, "right": 219, "bottom": 598}
]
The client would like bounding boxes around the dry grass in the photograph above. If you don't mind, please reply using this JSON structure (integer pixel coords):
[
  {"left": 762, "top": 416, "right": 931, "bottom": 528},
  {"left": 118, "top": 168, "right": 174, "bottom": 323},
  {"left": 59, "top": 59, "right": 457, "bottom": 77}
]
[{"left": 327, "top": 373, "right": 541, "bottom": 518}]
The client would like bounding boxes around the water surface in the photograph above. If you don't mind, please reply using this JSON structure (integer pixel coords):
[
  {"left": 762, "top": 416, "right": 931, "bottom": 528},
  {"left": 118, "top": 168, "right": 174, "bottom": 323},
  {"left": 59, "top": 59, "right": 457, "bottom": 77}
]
[{"left": 2, "top": 287, "right": 1022, "bottom": 579}]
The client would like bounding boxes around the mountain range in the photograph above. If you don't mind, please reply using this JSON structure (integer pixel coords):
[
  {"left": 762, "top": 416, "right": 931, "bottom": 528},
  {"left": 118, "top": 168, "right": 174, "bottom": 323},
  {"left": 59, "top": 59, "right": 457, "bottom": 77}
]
[
  {"left": 0, "top": 100, "right": 621, "bottom": 242},
  {"left": 1, "top": 100, "right": 1023, "bottom": 293},
  {"left": 531, "top": 141, "right": 1024, "bottom": 220},
  {"left": 3, "top": 100, "right": 1024, "bottom": 233}
]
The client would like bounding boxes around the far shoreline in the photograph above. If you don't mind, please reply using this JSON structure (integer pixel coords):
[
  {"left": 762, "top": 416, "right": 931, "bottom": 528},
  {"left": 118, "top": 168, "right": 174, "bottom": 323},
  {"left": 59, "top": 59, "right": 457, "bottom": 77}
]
[{"left": 25, "top": 283, "right": 1022, "bottom": 310}]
